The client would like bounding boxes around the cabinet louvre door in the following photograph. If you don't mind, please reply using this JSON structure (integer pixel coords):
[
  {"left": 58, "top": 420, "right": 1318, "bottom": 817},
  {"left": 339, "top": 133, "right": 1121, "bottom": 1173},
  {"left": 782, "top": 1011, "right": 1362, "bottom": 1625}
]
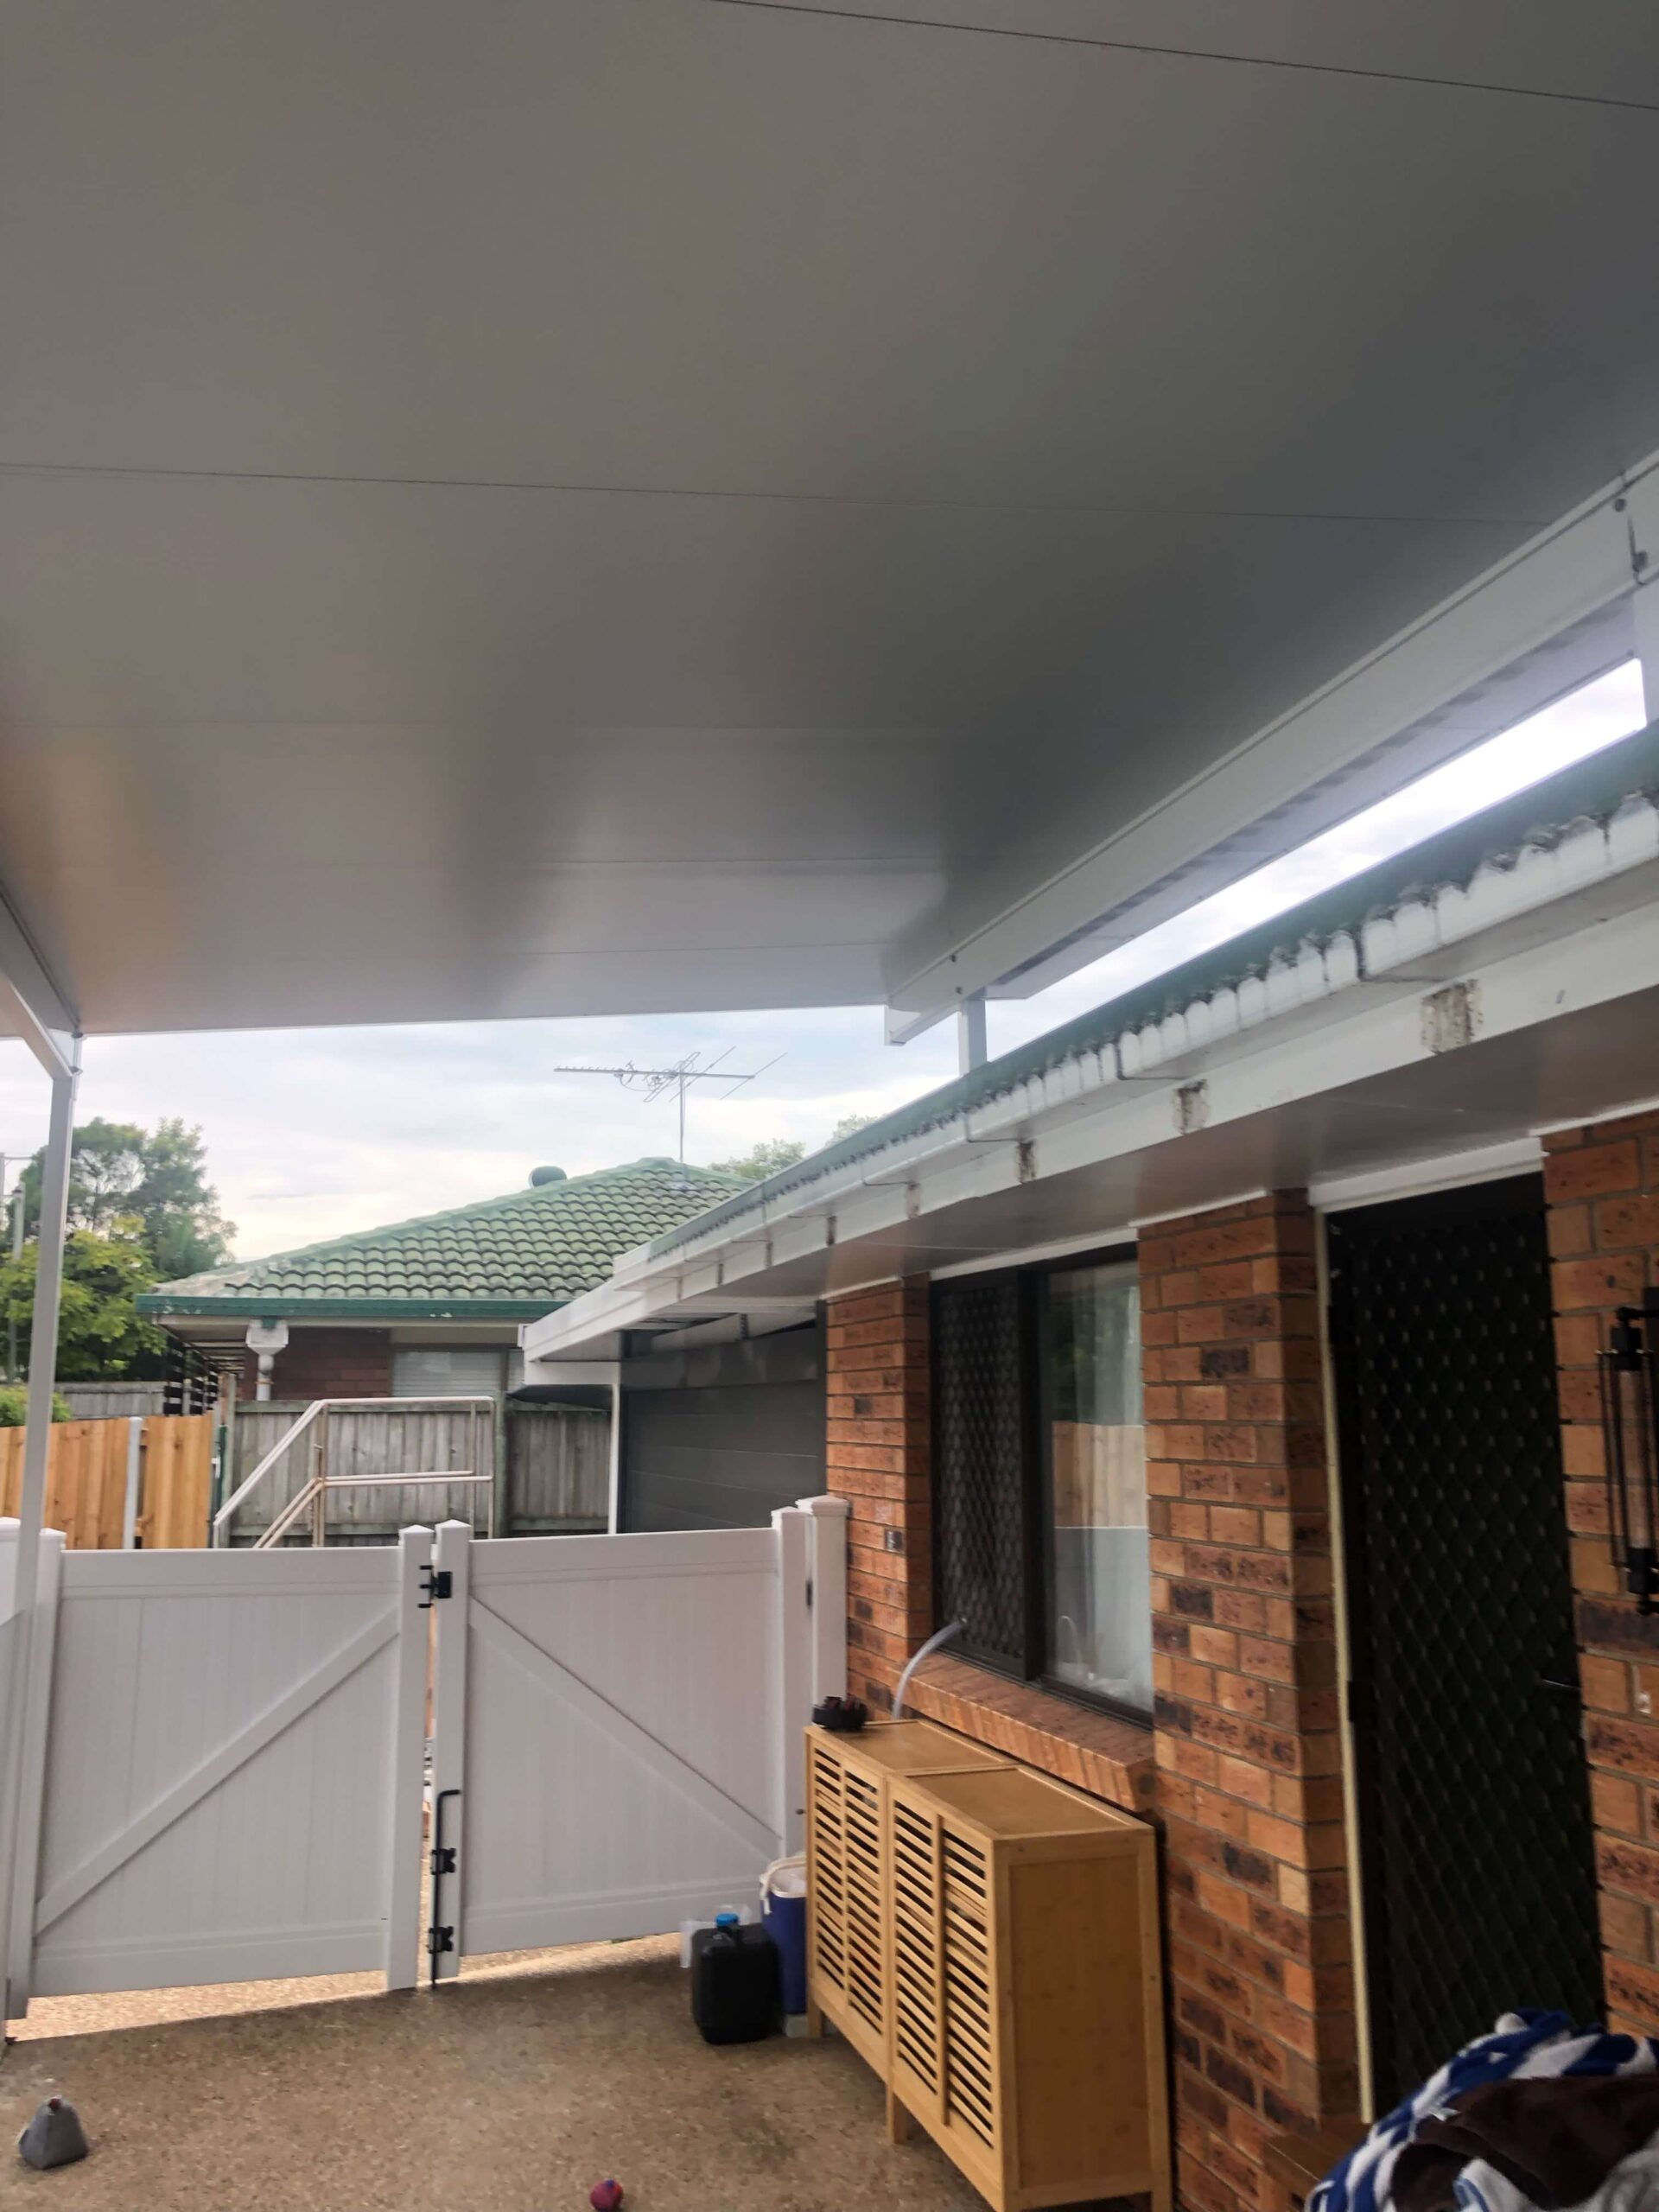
[
  {"left": 842, "top": 1766, "right": 885, "bottom": 2042},
  {"left": 941, "top": 1827, "right": 996, "bottom": 2152},
  {"left": 882, "top": 1762, "right": 1170, "bottom": 2212},
  {"left": 806, "top": 1736, "right": 847, "bottom": 2002},
  {"left": 889, "top": 1796, "right": 943, "bottom": 2104}
]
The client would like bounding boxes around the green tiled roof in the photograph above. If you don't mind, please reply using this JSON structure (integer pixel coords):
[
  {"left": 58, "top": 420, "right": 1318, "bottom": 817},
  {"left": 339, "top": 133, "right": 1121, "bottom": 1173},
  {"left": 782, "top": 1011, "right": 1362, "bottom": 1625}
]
[{"left": 137, "top": 1157, "right": 745, "bottom": 1321}]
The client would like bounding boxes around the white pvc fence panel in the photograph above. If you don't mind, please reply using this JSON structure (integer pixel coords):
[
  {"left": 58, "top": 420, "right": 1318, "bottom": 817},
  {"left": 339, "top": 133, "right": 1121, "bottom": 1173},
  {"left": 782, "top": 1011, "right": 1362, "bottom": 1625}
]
[
  {"left": 12, "top": 1532, "right": 430, "bottom": 2004},
  {"left": 0, "top": 1497, "right": 847, "bottom": 2014}
]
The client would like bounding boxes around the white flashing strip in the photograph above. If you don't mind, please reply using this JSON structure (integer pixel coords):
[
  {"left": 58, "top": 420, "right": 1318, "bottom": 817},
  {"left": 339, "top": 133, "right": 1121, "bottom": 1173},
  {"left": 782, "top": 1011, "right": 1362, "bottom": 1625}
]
[
  {"left": 1308, "top": 1138, "right": 1542, "bottom": 1215},
  {"left": 931, "top": 1225, "right": 1137, "bottom": 1282},
  {"left": 886, "top": 457, "right": 1659, "bottom": 1041},
  {"left": 526, "top": 793, "right": 1659, "bottom": 1360},
  {"left": 1532, "top": 1093, "right": 1659, "bottom": 1141}
]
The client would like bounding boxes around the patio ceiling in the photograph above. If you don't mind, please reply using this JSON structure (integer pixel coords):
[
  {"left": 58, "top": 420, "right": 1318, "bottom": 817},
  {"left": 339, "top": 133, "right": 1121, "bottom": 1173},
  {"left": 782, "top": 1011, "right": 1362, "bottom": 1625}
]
[{"left": 2, "top": 2, "right": 1658, "bottom": 1044}]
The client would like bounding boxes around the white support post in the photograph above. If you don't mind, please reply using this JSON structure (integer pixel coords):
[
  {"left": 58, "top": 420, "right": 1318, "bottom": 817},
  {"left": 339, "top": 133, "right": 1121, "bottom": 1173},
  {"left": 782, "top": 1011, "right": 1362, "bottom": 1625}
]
[
  {"left": 956, "top": 995, "right": 987, "bottom": 1074},
  {"left": 772, "top": 1503, "right": 812, "bottom": 1857},
  {"left": 428, "top": 1518, "right": 471, "bottom": 1983},
  {"left": 120, "top": 1417, "right": 143, "bottom": 1549},
  {"left": 385, "top": 1524, "right": 435, "bottom": 1991},
  {"left": 798, "top": 1493, "right": 849, "bottom": 1709},
  {"left": 0, "top": 1518, "right": 23, "bottom": 2023},
  {"left": 0, "top": 1053, "right": 77, "bottom": 2024},
  {"left": 14, "top": 1055, "right": 79, "bottom": 1623},
  {"left": 5, "top": 1527, "right": 62, "bottom": 2018}
]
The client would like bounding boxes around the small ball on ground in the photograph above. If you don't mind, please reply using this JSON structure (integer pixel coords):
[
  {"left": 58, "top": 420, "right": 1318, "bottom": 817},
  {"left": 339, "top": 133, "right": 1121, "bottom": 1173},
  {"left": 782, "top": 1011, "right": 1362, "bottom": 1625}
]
[{"left": 590, "top": 2182, "right": 624, "bottom": 2211}]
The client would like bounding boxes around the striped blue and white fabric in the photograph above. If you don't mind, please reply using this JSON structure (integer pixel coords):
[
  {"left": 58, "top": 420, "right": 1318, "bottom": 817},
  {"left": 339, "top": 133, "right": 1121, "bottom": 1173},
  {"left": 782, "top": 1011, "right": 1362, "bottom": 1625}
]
[{"left": 1309, "top": 2014, "right": 1659, "bottom": 2212}]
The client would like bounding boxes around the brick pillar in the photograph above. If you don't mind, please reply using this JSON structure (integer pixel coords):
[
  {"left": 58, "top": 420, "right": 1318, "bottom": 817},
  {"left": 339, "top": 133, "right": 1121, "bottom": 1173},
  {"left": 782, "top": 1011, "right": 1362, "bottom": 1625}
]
[
  {"left": 1544, "top": 1111, "right": 1659, "bottom": 2032},
  {"left": 824, "top": 1281, "right": 931, "bottom": 1711},
  {"left": 1141, "top": 1194, "right": 1355, "bottom": 2212}
]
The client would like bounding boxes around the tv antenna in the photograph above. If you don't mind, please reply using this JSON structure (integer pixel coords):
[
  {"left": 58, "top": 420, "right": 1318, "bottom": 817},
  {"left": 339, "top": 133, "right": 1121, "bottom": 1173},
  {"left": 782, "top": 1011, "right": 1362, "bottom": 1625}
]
[{"left": 550, "top": 1049, "right": 786, "bottom": 1184}]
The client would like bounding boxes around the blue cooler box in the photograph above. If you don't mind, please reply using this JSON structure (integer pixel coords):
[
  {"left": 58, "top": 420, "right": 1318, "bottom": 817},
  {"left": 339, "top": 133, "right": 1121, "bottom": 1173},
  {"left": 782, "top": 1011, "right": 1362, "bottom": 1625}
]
[{"left": 761, "top": 1856, "right": 808, "bottom": 2017}]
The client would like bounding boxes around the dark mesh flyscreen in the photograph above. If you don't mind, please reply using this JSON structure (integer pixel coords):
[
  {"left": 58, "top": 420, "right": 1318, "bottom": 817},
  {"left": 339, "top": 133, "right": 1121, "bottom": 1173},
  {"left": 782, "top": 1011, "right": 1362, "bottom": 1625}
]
[
  {"left": 933, "top": 1276, "right": 1029, "bottom": 1673},
  {"left": 1331, "top": 1178, "right": 1602, "bottom": 2107}
]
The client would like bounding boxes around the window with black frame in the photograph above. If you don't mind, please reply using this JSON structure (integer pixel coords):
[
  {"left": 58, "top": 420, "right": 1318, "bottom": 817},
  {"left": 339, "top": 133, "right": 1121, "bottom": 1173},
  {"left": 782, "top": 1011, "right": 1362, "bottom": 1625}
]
[{"left": 932, "top": 1254, "right": 1149, "bottom": 1721}]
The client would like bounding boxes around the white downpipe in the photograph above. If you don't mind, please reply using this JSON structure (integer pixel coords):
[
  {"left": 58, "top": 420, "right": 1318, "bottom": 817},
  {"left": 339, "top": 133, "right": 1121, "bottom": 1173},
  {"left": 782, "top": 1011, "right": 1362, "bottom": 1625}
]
[{"left": 892, "top": 1618, "right": 965, "bottom": 1721}]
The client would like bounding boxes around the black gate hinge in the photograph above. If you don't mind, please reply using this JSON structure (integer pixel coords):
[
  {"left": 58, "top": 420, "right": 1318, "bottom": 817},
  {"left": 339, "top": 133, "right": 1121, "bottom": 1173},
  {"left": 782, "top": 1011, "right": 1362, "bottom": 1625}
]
[
  {"left": 805, "top": 1576, "right": 813, "bottom": 1609},
  {"left": 418, "top": 1567, "right": 454, "bottom": 1608},
  {"left": 427, "top": 1924, "right": 454, "bottom": 1959},
  {"left": 429, "top": 1844, "right": 456, "bottom": 1877}
]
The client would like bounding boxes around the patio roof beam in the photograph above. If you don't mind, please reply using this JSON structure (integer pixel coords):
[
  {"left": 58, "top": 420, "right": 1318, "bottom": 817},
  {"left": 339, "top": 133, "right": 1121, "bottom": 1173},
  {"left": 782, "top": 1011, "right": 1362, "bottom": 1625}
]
[
  {"left": 0, "top": 880, "right": 77, "bottom": 1083},
  {"left": 884, "top": 457, "right": 1659, "bottom": 1043}
]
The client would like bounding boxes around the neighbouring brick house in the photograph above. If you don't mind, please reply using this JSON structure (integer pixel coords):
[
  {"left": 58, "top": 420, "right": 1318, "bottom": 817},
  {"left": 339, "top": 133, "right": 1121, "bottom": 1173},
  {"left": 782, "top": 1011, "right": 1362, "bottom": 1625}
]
[
  {"left": 139, "top": 1157, "right": 741, "bottom": 1404},
  {"left": 525, "top": 715, "right": 1659, "bottom": 2212}
]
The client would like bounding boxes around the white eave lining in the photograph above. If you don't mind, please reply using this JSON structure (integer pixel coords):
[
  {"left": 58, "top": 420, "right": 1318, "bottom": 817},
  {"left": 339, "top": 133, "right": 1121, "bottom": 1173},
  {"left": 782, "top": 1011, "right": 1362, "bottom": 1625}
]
[{"left": 524, "top": 791, "right": 1659, "bottom": 1360}]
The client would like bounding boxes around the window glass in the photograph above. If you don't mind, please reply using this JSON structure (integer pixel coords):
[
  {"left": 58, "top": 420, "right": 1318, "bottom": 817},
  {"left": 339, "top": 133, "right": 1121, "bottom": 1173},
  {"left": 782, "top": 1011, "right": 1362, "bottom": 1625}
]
[
  {"left": 1043, "top": 1262, "right": 1150, "bottom": 1714},
  {"left": 391, "top": 1345, "right": 508, "bottom": 1400}
]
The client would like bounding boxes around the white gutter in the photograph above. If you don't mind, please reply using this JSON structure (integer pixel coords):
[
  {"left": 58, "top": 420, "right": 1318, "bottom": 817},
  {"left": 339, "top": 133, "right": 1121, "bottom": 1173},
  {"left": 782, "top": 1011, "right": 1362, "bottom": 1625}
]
[{"left": 526, "top": 792, "right": 1659, "bottom": 1361}]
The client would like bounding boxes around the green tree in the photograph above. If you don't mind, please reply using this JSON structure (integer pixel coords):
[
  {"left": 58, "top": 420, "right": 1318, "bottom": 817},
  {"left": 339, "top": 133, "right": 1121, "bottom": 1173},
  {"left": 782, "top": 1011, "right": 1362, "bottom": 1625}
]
[
  {"left": 21, "top": 1117, "right": 232, "bottom": 1279},
  {"left": 711, "top": 1115, "right": 879, "bottom": 1181},
  {"left": 829, "top": 1113, "right": 874, "bottom": 1143},
  {"left": 0, "top": 1385, "right": 72, "bottom": 1425},
  {"left": 709, "top": 1137, "right": 808, "bottom": 1182},
  {"left": 0, "top": 1230, "right": 168, "bottom": 1382}
]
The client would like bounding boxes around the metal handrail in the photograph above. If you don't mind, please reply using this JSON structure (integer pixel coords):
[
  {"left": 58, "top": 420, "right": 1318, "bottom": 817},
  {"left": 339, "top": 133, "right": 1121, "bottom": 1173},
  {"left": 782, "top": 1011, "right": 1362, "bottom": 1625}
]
[
  {"left": 214, "top": 1395, "right": 324, "bottom": 1532},
  {"left": 214, "top": 1394, "right": 499, "bottom": 1542},
  {"left": 252, "top": 1465, "right": 493, "bottom": 1549}
]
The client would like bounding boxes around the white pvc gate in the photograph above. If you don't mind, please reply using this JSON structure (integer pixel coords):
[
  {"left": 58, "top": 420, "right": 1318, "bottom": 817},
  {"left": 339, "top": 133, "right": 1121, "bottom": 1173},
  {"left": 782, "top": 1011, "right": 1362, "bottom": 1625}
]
[
  {"left": 425, "top": 1500, "right": 844, "bottom": 1971},
  {"left": 4, "top": 1527, "right": 431, "bottom": 2008},
  {"left": 0, "top": 1498, "right": 845, "bottom": 2016}
]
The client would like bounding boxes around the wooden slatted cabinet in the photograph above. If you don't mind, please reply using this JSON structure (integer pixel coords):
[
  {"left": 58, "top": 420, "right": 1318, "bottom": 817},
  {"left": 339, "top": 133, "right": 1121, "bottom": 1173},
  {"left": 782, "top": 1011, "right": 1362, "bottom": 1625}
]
[
  {"left": 887, "top": 1765, "right": 1170, "bottom": 2212},
  {"left": 804, "top": 1720, "right": 1009, "bottom": 2076}
]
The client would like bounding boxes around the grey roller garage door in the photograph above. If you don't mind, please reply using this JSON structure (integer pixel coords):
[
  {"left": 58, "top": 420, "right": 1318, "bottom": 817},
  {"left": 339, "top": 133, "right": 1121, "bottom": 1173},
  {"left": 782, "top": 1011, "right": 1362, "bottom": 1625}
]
[{"left": 620, "top": 1325, "right": 823, "bottom": 1532}]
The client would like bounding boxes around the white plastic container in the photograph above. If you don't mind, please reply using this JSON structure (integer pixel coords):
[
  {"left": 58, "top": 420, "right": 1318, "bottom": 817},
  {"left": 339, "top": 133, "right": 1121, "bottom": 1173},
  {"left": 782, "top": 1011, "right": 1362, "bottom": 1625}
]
[{"left": 679, "top": 1903, "right": 752, "bottom": 1968}]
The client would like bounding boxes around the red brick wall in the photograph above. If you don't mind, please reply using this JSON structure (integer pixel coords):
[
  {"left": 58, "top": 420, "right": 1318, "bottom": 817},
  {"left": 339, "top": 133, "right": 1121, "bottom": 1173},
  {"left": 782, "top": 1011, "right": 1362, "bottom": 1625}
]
[
  {"left": 825, "top": 1205, "right": 1359, "bottom": 2212},
  {"left": 230, "top": 1326, "right": 394, "bottom": 1402},
  {"left": 824, "top": 1281, "right": 931, "bottom": 1710},
  {"left": 1544, "top": 1110, "right": 1659, "bottom": 2033},
  {"left": 1141, "top": 1195, "right": 1357, "bottom": 2211}
]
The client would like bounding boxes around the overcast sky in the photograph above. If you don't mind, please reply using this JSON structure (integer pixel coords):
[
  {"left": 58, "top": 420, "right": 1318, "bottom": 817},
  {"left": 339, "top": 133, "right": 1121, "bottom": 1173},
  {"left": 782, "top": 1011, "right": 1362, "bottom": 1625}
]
[{"left": 0, "top": 659, "right": 1644, "bottom": 1262}]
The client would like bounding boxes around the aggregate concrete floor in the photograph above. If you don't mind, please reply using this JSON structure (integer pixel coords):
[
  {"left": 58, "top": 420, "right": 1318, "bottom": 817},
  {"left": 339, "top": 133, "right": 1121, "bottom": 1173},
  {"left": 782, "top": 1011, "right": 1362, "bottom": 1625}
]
[{"left": 0, "top": 1934, "right": 987, "bottom": 2211}]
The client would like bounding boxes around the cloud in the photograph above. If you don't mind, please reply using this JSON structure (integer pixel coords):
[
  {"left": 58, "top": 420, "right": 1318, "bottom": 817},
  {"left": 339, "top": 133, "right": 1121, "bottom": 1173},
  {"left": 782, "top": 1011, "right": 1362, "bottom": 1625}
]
[{"left": 0, "top": 1004, "right": 959, "bottom": 1258}]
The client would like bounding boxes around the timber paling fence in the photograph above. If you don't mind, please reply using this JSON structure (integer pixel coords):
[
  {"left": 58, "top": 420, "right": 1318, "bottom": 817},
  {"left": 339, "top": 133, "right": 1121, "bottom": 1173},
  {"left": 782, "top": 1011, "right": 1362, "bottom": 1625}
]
[
  {"left": 0, "top": 1414, "right": 215, "bottom": 1549},
  {"left": 221, "top": 1400, "right": 608, "bottom": 1546},
  {"left": 0, "top": 1396, "right": 609, "bottom": 1552}
]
